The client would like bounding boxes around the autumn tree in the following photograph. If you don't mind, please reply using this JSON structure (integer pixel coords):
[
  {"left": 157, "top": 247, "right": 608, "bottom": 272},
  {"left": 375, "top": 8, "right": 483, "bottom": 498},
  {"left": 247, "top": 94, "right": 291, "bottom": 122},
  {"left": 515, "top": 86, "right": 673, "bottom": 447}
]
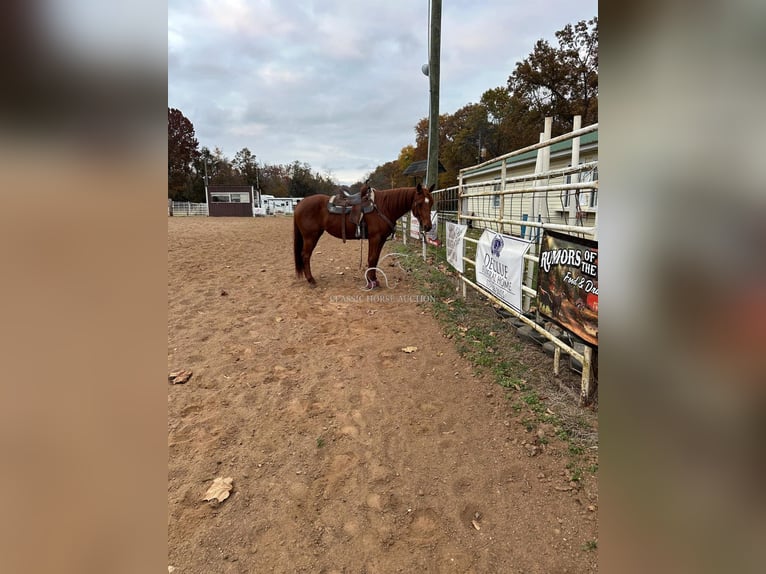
[
  {"left": 397, "top": 145, "right": 416, "bottom": 175},
  {"left": 508, "top": 17, "right": 598, "bottom": 135},
  {"left": 438, "top": 103, "right": 492, "bottom": 182},
  {"left": 479, "top": 87, "right": 541, "bottom": 154},
  {"left": 366, "top": 160, "right": 406, "bottom": 190},
  {"left": 233, "top": 148, "right": 261, "bottom": 189},
  {"left": 287, "top": 161, "right": 336, "bottom": 197},
  {"left": 208, "top": 147, "right": 243, "bottom": 185},
  {"left": 286, "top": 161, "right": 314, "bottom": 197},
  {"left": 366, "top": 16, "right": 599, "bottom": 188},
  {"left": 413, "top": 115, "right": 455, "bottom": 188},
  {"left": 258, "top": 164, "right": 290, "bottom": 197},
  {"left": 168, "top": 107, "right": 200, "bottom": 200}
]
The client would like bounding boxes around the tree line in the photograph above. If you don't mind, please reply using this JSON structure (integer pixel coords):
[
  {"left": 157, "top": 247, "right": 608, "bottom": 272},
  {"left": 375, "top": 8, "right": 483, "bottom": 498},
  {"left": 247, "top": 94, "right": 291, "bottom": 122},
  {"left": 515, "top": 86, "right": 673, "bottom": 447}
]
[
  {"left": 167, "top": 125, "right": 337, "bottom": 202},
  {"left": 169, "top": 17, "right": 597, "bottom": 201}
]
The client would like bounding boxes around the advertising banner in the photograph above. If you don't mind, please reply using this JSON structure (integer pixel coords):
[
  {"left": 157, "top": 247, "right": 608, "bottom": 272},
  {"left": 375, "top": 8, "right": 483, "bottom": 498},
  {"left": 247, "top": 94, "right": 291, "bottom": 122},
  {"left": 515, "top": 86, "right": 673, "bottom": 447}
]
[
  {"left": 536, "top": 231, "right": 598, "bottom": 347},
  {"left": 446, "top": 222, "right": 468, "bottom": 273},
  {"left": 410, "top": 211, "right": 439, "bottom": 245},
  {"left": 475, "top": 230, "right": 531, "bottom": 312}
]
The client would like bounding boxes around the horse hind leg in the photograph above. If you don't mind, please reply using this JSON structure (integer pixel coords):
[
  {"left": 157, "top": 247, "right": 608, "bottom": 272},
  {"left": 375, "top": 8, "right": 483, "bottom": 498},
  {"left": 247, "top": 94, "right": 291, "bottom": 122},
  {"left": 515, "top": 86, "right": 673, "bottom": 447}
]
[
  {"left": 294, "top": 220, "right": 306, "bottom": 279},
  {"left": 301, "top": 232, "right": 323, "bottom": 286}
]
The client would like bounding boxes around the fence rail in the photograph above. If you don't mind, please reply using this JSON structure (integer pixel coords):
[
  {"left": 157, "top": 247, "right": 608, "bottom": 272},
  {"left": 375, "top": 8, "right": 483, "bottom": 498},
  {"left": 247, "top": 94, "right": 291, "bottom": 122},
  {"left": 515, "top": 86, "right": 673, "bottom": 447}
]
[{"left": 169, "top": 201, "right": 209, "bottom": 216}]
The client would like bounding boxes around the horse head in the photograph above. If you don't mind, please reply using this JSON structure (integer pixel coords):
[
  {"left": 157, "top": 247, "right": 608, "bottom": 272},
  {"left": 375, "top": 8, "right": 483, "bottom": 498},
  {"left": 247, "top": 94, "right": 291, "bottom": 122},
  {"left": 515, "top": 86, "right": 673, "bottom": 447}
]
[{"left": 412, "top": 182, "right": 435, "bottom": 232}]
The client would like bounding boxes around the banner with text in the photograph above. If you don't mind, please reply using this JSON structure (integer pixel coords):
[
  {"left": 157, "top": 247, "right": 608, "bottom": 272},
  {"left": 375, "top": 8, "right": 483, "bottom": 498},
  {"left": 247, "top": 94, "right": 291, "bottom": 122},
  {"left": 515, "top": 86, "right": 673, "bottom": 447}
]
[
  {"left": 536, "top": 231, "right": 598, "bottom": 347},
  {"left": 446, "top": 222, "right": 467, "bottom": 273},
  {"left": 410, "top": 210, "right": 438, "bottom": 244},
  {"left": 475, "top": 230, "right": 531, "bottom": 312}
]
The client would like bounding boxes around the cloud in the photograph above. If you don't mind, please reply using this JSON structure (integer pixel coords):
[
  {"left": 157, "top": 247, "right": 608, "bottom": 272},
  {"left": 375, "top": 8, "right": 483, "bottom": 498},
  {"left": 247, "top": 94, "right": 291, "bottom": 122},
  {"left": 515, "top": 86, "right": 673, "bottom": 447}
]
[{"left": 168, "top": 0, "right": 597, "bottom": 185}]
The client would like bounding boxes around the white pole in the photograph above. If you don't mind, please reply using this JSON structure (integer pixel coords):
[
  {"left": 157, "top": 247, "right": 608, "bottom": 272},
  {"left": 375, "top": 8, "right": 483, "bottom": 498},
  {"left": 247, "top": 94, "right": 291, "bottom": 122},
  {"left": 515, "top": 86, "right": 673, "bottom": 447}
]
[
  {"left": 570, "top": 115, "right": 582, "bottom": 222},
  {"left": 499, "top": 160, "right": 507, "bottom": 235},
  {"left": 541, "top": 117, "right": 552, "bottom": 173},
  {"left": 523, "top": 126, "right": 546, "bottom": 311}
]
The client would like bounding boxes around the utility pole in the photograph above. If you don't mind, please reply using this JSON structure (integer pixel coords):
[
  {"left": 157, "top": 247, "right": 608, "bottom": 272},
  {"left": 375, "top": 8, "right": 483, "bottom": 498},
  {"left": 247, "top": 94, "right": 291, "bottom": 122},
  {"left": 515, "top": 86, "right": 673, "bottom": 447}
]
[
  {"left": 254, "top": 155, "right": 261, "bottom": 207},
  {"left": 203, "top": 158, "right": 210, "bottom": 205},
  {"left": 425, "top": 0, "right": 441, "bottom": 188}
]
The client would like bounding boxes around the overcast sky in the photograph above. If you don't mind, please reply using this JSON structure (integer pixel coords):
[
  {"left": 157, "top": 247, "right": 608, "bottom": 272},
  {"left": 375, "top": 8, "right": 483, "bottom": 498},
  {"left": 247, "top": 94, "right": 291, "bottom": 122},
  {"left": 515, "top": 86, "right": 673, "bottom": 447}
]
[{"left": 168, "top": 0, "right": 597, "bottom": 185}]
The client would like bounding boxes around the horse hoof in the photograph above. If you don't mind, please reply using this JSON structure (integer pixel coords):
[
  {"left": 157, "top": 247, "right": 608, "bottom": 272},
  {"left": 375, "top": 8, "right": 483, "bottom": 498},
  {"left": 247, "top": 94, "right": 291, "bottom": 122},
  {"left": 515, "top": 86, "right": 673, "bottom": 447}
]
[{"left": 366, "top": 279, "right": 379, "bottom": 289}]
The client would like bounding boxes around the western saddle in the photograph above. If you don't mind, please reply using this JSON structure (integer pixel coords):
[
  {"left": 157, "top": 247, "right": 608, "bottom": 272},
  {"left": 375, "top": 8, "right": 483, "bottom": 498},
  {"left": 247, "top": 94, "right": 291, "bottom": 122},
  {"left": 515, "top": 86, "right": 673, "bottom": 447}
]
[{"left": 326, "top": 183, "right": 376, "bottom": 242}]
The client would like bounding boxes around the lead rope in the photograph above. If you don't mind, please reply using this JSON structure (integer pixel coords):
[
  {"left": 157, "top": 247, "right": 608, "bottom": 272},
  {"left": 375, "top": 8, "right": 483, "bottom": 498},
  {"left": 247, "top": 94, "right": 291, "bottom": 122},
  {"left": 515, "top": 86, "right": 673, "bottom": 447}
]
[{"left": 359, "top": 253, "right": 410, "bottom": 291}]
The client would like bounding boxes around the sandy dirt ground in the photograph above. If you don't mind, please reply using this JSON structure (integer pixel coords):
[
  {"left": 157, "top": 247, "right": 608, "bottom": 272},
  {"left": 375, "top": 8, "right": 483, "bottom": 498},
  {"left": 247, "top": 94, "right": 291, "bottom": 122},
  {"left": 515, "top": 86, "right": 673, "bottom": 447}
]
[{"left": 168, "top": 216, "right": 598, "bottom": 573}]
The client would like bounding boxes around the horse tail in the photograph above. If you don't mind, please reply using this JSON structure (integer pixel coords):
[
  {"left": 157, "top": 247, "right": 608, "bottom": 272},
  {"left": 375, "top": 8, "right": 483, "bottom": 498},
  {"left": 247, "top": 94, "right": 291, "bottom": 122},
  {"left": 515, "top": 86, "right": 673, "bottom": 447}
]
[{"left": 293, "top": 219, "right": 304, "bottom": 277}]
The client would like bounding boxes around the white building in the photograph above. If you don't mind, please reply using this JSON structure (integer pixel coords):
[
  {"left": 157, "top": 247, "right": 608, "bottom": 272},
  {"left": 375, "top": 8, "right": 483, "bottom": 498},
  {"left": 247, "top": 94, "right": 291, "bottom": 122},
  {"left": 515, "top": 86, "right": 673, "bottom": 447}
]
[
  {"left": 460, "top": 127, "right": 598, "bottom": 238},
  {"left": 258, "top": 195, "right": 302, "bottom": 215}
]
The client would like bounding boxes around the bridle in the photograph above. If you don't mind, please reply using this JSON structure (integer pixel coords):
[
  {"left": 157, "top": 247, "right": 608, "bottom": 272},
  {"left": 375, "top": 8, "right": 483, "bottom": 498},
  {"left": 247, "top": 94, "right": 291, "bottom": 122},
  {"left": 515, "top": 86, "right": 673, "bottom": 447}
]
[{"left": 411, "top": 194, "right": 432, "bottom": 231}]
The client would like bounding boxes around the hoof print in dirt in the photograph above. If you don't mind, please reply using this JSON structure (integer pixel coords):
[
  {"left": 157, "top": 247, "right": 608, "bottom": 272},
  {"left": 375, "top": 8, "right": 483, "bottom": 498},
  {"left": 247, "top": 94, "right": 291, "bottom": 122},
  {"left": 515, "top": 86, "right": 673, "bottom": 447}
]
[{"left": 523, "top": 442, "right": 541, "bottom": 457}]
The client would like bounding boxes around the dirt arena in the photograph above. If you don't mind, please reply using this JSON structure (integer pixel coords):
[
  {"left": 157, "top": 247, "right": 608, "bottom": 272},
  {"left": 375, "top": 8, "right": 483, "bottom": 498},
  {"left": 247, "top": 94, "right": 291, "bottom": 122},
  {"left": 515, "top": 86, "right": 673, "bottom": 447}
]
[{"left": 167, "top": 216, "right": 598, "bottom": 573}]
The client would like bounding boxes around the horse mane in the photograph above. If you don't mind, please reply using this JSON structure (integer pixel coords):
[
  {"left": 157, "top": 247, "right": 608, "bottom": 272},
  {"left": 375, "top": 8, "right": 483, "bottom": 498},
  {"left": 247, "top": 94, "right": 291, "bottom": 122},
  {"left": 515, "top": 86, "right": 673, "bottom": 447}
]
[{"left": 374, "top": 187, "right": 416, "bottom": 218}]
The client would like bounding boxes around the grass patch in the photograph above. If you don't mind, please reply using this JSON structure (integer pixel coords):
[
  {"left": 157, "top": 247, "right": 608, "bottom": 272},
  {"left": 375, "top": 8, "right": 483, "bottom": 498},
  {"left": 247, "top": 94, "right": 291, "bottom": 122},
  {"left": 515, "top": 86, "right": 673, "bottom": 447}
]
[{"left": 390, "top": 241, "right": 597, "bottom": 477}]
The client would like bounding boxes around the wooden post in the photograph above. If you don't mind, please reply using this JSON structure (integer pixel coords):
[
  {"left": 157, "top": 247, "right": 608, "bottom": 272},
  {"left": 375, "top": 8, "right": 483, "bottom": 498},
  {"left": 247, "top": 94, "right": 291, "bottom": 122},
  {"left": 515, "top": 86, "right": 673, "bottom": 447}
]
[{"left": 579, "top": 346, "right": 593, "bottom": 405}]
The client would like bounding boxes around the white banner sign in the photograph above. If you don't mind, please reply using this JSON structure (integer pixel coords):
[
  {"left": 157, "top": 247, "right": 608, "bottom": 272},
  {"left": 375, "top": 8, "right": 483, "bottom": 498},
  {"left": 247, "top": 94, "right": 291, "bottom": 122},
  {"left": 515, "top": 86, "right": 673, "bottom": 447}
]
[
  {"left": 410, "top": 211, "right": 420, "bottom": 239},
  {"left": 475, "top": 230, "right": 532, "bottom": 311},
  {"left": 410, "top": 210, "right": 438, "bottom": 242},
  {"left": 446, "top": 222, "right": 467, "bottom": 273}
]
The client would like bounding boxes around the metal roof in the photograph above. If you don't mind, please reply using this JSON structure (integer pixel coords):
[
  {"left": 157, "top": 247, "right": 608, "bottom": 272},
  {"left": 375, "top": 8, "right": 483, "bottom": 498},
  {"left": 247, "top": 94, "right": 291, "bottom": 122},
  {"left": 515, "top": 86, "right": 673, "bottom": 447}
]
[
  {"left": 462, "top": 130, "right": 598, "bottom": 178},
  {"left": 402, "top": 159, "right": 446, "bottom": 176}
]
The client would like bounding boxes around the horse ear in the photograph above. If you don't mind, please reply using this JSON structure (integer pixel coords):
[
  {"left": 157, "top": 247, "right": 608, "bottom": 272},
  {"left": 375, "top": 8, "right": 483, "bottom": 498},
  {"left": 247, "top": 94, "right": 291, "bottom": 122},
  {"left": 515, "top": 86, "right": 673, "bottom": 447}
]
[
  {"left": 416, "top": 182, "right": 423, "bottom": 194},
  {"left": 429, "top": 184, "right": 436, "bottom": 192}
]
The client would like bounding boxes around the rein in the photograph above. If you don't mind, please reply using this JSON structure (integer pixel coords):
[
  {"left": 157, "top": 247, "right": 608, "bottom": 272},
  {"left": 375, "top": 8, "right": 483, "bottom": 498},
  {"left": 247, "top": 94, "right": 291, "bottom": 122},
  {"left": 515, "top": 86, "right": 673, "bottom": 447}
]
[
  {"left": 371, "top": 187, "right": 412, "bottom": 239},
  {"left": 373, "top": 204, "right": 397, "bottom": 238}
]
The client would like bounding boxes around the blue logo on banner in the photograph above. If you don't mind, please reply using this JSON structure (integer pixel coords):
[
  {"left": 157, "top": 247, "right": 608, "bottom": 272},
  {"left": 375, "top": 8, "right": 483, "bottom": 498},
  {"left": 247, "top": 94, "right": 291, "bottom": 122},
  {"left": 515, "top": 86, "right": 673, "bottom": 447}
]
[{"left": 491, "top": 234, "right": 504, "bottom": 257}]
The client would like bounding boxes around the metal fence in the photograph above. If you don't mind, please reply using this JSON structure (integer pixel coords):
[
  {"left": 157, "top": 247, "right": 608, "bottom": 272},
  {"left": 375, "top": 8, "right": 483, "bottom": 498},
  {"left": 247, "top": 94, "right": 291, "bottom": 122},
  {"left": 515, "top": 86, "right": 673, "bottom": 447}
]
[
  {"left": 406, "top": 119, "right": 598, "bottom": 405},
  {"left": 169, "top": 201, "right": 209, "bottom": 216}
]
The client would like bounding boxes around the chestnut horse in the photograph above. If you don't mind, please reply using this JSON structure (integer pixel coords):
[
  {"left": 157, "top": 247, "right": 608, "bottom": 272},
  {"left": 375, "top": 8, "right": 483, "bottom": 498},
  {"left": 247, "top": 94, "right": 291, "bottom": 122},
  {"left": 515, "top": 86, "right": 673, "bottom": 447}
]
[{"left": 293, "top": 183, "right": 435, "bottom": 287}]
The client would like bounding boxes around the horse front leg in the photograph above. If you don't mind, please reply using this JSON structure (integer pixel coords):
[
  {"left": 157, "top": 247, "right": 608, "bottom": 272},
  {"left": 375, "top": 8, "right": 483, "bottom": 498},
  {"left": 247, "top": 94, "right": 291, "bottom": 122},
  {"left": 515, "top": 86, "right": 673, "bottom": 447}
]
[{"left": 365, "top": 237, "right": 385, "bottom": 289}]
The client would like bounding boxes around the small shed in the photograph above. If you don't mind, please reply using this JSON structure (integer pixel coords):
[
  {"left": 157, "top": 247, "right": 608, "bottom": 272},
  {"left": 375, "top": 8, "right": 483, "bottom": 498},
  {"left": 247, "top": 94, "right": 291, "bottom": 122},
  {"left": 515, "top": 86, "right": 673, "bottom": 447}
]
[
  {"left": 402, "top": 160, "right": 446, "bottom": 183},
  {"left": 207, "top": 185, "right": 255, "bottom": 217}
]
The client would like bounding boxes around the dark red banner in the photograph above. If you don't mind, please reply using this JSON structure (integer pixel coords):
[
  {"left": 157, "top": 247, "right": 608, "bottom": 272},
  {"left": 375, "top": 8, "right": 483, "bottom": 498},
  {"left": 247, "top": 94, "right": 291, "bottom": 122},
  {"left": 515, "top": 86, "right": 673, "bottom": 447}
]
[{"left": 536, "top": 231, "right": 598, "bottom": 347}]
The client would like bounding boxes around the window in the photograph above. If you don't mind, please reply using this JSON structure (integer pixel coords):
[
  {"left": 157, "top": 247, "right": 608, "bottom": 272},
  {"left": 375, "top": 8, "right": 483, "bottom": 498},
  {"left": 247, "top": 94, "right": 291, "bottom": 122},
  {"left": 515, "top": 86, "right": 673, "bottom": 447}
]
[
  {"left": 578, "top": 189, "right": 598, "bottom": 209},
  {"left": 562, "top": 166, "right": 598, "bottom": 210},
  {"left": 210, "top": 192, "right": 249, "bottom": 203}
]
